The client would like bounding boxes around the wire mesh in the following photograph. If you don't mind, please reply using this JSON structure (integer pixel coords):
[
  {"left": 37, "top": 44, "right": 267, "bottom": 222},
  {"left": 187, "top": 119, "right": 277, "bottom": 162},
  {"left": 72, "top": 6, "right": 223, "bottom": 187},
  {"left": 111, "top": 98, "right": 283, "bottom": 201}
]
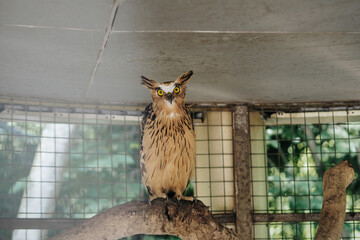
[
  {"left": 0, "top": 99, "right": 145, "bottom": 239},
  {"left": 193, "top": 109, "right": 234, "bottom": 214},
  {"left": 5, "top": 98, "right": 360, "bottom": 239},
  {"left": 0, "top": 98, "right": 235, "bottom": 239},
  {"left": 250, "top": 103, "right": 360, "bottom": 239},
  {"left": 254, "top": 221, "right": 360, "bottom": 239}
]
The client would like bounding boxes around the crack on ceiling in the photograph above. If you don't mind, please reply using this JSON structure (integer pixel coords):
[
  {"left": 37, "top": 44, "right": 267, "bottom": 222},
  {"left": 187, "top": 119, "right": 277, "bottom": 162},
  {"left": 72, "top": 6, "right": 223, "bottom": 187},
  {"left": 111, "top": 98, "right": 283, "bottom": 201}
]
[
  {"left": 83, "top": 0, "right": 124, "bottom": 98},
  {"left": 2, "top": 24, "right": 100, "bottom": 32},
  {"left": 110, "top": 30, "right": 360, "bottom": 34}
]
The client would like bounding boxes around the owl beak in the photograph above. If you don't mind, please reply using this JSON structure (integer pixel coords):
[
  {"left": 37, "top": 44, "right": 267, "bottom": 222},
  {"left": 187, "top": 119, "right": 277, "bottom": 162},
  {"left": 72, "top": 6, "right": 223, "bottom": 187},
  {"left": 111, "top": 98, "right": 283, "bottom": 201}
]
[{"left": 166, "top": 94, "right": 173, "bottom": 104}]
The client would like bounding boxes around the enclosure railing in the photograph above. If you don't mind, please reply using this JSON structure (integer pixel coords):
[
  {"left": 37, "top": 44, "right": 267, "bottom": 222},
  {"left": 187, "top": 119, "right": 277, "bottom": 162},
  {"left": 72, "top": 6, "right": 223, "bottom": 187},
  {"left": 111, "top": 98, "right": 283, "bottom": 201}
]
[
  {"left": 249, "top": 103, "right": 360, "bottom": 239},
  {"left": 1, "top": 98, "right": 360, "bottom": 239},
  {"left": 0, "top": 98, "right": 235, "bottom": 239}
]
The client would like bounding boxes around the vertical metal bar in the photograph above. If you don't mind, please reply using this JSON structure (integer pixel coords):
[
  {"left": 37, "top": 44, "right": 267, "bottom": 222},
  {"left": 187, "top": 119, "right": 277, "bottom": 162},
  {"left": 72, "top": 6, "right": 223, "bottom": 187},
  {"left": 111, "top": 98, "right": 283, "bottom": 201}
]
[
  {"left": 96, "top": 106, "right": 100, "bottom": 213},
  {"left": 81, "top": 104, "right": 85, "bottom": 218},
  {"left": 110, "top": 105, "right": 114, "bottom": 206},
  {"left": 275, "top": 106, "right": 284, "bottom": 215},
  {"left": 124, "top": 113, "right": 128, "bottom": 201},
  {"left": 303, "top": 108, "right": 310, "bottom": 215},
  {"left": 137, "top": 110, "right": 144, "bottom": 199},
  {"left": 261, "top": 107, "right": 270, "bottom": 238},
  {"left": 10, "top": 99, "right": 15, "bottom": 219},
  {"left": 66, "top": 104, "right": 71, "bottom": 218},
  {"left": 220, "top": 111, "right": 226, "bottom": 213},
  {"left": 233, "top": 105, "right": 252, "bottom": 238},
  {"left": 206, "top": 110, "right": 213, "bottom": 212}
]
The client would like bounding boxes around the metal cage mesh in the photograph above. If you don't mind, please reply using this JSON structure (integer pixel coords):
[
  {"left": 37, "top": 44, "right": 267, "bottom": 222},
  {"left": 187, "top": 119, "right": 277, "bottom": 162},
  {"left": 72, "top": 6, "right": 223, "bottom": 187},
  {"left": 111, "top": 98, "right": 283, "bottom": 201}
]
[
  {"left": 0, "top": 99, "right": 235, "bottom": 239},
  {"left": 250, "top": 104, "right": 360, "bottom": 239},
  {"left": 193, "top": 109, "right": 234, "bottom": 214},
  {"left": 2, "top": 99, "right": 360, "bottom": 239}
]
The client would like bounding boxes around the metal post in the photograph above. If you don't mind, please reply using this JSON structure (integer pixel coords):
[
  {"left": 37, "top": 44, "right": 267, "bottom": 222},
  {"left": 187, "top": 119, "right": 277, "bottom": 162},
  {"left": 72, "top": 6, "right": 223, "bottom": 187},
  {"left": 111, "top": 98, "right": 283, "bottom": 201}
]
[{"left": 233, "top": 105, "right": 252, "bottom": 239}]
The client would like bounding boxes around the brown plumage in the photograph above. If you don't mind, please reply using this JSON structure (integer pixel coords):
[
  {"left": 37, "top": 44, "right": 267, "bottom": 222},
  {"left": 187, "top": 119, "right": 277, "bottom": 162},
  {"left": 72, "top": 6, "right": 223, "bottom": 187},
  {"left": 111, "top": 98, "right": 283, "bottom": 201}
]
[{"left": 140, "top": 71, "right": 195, "bottom": 201}]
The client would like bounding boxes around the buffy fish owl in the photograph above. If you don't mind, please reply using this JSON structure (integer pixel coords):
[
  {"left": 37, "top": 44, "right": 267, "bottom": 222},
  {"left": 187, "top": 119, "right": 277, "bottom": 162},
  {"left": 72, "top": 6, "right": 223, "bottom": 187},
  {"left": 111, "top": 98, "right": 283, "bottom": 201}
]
[{"left": 140, "top": 70, "right": 195, "bottom": 201}]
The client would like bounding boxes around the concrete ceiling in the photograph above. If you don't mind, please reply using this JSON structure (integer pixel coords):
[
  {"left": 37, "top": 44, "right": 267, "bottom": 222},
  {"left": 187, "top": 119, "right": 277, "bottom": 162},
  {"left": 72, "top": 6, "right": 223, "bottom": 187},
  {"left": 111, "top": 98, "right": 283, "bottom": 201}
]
[{"left": 0, "top": 0, "right": 360, "bottom": 105}]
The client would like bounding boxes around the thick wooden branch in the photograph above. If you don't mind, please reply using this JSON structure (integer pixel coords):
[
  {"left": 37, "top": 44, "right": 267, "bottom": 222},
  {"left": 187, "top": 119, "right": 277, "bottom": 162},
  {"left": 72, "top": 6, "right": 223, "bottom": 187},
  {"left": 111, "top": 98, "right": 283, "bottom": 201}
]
[
  {"left": 315, "top": 161, "right": 355, "bottom": 240},
  {"left": 50, "top": 199, "right": 238, "bottom": 240}
]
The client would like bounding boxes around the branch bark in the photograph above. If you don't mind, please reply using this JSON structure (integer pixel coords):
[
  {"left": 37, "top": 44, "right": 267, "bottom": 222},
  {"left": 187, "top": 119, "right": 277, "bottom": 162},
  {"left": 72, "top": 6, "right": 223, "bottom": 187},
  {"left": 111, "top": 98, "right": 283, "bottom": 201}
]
[
  {"left": 49, "top": 199, "right": 238, "bottom": 240},
  {"left": 315, "top": 161, "right": 354, "bottom": 240}
]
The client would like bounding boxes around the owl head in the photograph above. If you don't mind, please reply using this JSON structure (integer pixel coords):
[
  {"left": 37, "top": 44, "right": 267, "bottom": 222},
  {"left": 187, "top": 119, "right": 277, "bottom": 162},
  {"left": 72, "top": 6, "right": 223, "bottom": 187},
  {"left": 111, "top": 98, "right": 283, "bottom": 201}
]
[{"left": 141, "top": 70, "right": 193, "bottom": 110}]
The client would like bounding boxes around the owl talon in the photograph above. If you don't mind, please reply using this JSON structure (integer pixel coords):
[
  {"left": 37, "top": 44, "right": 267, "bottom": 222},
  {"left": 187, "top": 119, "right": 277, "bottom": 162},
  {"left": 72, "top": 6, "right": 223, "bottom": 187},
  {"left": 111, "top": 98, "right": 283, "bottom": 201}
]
[{"left": 178, "top": 195, "right": 196, "bottom": 202}]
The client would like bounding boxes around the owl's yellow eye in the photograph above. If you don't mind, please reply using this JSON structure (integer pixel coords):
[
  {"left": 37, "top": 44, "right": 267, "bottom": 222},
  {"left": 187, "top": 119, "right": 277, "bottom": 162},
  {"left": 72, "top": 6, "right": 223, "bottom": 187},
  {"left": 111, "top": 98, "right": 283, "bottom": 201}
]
[
  {"left": 157, "top": 89, "right": 164, "bottom": 96},
  {"left": 173, "top": 86, "right": 180, "bottom": 94}
]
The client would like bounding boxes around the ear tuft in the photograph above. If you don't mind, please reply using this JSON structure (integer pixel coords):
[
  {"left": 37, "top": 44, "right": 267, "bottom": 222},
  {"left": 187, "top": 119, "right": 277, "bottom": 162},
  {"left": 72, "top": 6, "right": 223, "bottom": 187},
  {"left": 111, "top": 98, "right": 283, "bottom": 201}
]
[
  {"left": 141, "top": 76, "right": 157, "bottom": 89},
  {"left": 176, "top": 70, "right": 193, "bottom": 85}
]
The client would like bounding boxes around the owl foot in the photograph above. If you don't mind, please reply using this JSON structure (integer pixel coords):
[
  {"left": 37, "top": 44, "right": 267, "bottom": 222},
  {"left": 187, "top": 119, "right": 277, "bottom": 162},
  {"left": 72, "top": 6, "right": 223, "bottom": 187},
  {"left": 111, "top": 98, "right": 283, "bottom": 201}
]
[
  {"left": 149, "top": 193, "right": 167, "bottom": 203},
  {"left": 176, "top": 195, "right": 196, "bottom": 202}
]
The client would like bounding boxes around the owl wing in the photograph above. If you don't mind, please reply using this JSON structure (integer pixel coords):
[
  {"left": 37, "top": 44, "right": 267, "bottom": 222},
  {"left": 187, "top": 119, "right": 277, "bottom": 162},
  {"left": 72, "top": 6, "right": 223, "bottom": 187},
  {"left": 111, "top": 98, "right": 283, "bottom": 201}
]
[
  {"left": 140, "top": 103, "right": 155, "bottom": 148},
  {"left": 185, "top": 103, "right": 194, "bottom": 130},
  {"left": 184, "top": 104, "right": 196, "bottom": 185},
  {"left": 140, "top": 103, "right": 154, "bottom": 180}
]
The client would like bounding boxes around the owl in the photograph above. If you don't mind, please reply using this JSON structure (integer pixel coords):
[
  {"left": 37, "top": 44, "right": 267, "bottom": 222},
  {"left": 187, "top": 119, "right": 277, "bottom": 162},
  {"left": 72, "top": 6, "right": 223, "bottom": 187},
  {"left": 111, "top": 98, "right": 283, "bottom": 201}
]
[{"left": 140, "top": 70, "right": 195, "bottom": 202}]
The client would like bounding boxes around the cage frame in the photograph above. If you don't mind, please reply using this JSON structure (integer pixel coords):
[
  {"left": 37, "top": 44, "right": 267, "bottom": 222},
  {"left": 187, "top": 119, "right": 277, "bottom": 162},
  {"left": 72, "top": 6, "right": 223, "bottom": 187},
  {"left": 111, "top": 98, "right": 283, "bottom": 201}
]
[{"left": 1, "top": 98, "right": 360, "bottom": 239}]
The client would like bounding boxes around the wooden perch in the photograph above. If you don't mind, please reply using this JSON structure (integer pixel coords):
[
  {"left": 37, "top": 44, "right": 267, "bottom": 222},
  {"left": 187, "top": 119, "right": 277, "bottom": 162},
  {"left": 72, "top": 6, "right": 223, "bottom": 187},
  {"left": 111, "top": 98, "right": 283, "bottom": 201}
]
[
  {"left": 50, "top": 198, "right": 238, "bottom": 240},
  {"left": 315, "top": 161, "right": 355, "bottom": 240}
]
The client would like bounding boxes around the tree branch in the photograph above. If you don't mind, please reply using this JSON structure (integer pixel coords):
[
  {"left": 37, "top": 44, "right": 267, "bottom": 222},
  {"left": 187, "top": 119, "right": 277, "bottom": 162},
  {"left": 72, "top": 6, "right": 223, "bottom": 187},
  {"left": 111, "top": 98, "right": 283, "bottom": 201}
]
[
  {"left": 315, "top": 161, "right": 354, "bottom": 240},
  {"left": 50, "top": 199, "right": 238, "bottom": 240}
]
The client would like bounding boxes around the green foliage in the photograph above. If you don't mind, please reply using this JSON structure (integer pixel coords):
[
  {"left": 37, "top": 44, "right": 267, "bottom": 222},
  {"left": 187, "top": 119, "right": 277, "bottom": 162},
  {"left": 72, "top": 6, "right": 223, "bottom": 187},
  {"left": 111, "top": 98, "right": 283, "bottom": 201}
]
[
  {"left": 0, "top": 122, "right": 40, "bottom": 239},
  {"left": 53, "top": 124, "right": 144, "bottom": 219},
  {"left": 3, "top": 117, "right": 360, "bottom": 239},
  {"left": 266, "top": 123, "right": 360, "bottom": 237},
  {"left": 0, "top": 122, "right": 39, "bottom": 218}
]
